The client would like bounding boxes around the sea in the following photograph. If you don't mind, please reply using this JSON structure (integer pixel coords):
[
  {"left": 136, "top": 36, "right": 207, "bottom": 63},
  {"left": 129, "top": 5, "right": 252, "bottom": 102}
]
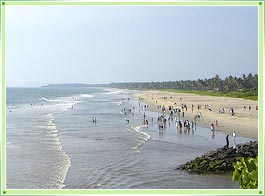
[{"left": 6, "top": 87, "right": 254, "bottom": 189}]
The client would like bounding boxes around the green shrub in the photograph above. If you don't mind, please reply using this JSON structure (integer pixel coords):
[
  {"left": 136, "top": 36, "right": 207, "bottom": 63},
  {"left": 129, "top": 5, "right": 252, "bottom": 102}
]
[{"left": 232, "top": 157, "right": 258, "bottom": 189}]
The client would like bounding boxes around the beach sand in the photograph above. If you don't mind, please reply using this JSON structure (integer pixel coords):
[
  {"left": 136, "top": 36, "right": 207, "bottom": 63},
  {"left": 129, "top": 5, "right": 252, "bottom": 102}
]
[{"left": 132, "top": 90, "right": 258, "bottom": 140}]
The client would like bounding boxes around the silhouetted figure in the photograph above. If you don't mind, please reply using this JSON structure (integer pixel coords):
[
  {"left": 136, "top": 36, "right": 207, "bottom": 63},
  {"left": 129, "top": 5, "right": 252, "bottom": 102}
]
[
  {"left": 226, "top": 135, "right": 229, "bottom": 148},
  {"left": 92, "top": 117, "right": 97, "bottom": 124}
]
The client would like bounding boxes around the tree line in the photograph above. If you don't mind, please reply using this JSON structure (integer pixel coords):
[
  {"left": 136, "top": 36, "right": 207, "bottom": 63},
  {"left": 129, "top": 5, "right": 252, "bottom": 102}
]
[{"left": 108, "top": 73, "right": 258, "bottom": 93}]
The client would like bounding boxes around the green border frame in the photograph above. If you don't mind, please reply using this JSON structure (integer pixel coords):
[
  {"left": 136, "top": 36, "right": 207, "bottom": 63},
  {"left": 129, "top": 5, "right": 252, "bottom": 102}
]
[{"left": 1, "top": 1, "right": 264, "bottom": 195}]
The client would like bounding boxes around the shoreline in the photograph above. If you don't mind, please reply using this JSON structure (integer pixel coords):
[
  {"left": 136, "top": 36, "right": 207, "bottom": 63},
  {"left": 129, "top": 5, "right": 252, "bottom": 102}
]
[{"left": 131, "top": 90, "right": 258, "bottom": 140}]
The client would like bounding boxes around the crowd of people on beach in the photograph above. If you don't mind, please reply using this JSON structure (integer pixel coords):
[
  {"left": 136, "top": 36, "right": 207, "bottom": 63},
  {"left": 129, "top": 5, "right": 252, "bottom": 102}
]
[
  {"left": 119, "top": 99, "right": 200, "bottom": 136},
  {"left": 131, "top": 93, "right": 257, "bottom": 147},
  {"left": 90, "top": 92, "right": 255, "bottom": 149},
  {"left": 116, "top": 95, "right": 214, "bottom": 136}
]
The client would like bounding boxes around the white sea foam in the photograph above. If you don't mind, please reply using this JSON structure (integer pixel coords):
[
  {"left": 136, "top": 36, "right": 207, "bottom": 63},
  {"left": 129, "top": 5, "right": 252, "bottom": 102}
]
[
  {"left": 131, "top": 126, "right": 151, "bottom": 143},
  {"left": 6, "top": 142, "right": 20, "bottom": 149},
  {"left": 39, "top": 97, "right": 61, "bottom": 102},
  {"left": 46, "top": 114, "right": 71, "bottom": 189},
  {"left": 48, "top": 96, "right": 83, "bottom": 112},
  {"left": 129, "top": 125, "right": 151, "bottom": 154},
  {"left": 103, "top": 90, "right": 124, "bottom": 95},
  {"left": 80, "top": 94, "right": 94, "bottom": 98},
  {"left": 109, "top": 101, "right": 122, "bottom": 105},
  {"left": 37, "top": 96, "right": 83, "bottom": 114},
  {"left": 8, "top": 95, "right": 83, "bottom": 120},
  {"left": 39, "top": 97, "right": 49, "bottom": 101}
]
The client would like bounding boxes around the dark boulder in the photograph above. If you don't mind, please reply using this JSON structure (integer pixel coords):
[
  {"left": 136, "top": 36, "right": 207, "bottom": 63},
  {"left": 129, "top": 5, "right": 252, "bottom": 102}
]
[{"left": 177, "top": 141, "right": 258, "bottom": 174}]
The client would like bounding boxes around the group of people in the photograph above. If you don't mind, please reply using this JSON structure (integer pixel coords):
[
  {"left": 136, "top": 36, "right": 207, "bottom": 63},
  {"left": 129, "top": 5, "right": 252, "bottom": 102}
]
[
  {"left": 243, "top": 105, "right": 258, "bottom": 111},
  {"left": 158, "top": 100, "right": 237, "bottom": 118},
  {"left": 121, "top": 106, "right": 135, "bottom": 117},
  {"left": 176, "top": 118, "right": 196, "bottom": 130},
  {"left": 155, "top": 112, "right": 197, "bottom": 133}
]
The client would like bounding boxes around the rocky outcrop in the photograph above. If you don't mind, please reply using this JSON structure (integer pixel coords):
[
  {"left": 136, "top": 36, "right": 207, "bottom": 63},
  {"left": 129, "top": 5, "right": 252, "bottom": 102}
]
[{"left": 176, "top": 141, "right": 258, "bottom": 174}]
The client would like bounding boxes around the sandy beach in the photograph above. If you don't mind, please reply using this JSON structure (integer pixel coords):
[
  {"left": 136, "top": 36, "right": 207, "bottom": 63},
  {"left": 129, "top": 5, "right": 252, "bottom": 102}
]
[{"left": 132, "top": 90, "right": 258, "bottom": 140}]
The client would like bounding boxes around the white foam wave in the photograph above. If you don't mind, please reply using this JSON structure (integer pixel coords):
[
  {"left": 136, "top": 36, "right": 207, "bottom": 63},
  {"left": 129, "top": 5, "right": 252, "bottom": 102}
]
[
  {"left": 47, "top": 96, "right": 83, "bottom": 112},
  {"left": 109, "top": 101, "right": 122, "bottom": 105},
  {"left": 6, "top": 142, "right": 21, "bottom": 149},
  {"left": 80, "top": 94, "right": 94, "bottom": 98},
  {"left": 132, "top": 126, "right": 151, "bottom": 142},
  {"left": 39, "top": 97, "right": 51, "bottom": 102},
  {"left": 46, "top": 114, "right": 71, "bottom": 189},
  {"left": 128, "top": 126, "right": 151, "bottom": 154},
  {"left": 11, "top": 96, "right": 83, "bottom": 118},
  {"left": 103, "top": 90, "right": 124, "bottom": 95},
  {"left": 39, "top": 96, "right": 83, "bottom": 110}
]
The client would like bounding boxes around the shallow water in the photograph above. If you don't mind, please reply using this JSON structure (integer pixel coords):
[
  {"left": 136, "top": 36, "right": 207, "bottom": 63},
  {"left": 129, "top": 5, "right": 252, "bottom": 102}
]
[{"left": 6, "top": 87, "right": 253, "bottom": 189}]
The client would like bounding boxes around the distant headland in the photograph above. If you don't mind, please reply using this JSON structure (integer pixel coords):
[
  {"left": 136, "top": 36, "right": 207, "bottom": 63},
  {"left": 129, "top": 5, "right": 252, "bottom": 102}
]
[
  {"left": 42, "top": 73, "right": 258, "bottom": 101},
  {"left": 42, "top": 83, "right": 107, "bottom": 88}
]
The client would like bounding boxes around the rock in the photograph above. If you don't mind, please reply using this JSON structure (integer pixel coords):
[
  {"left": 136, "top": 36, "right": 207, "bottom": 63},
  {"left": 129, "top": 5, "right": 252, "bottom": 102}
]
[{"left": 179, "top": 141, "right": 258, "bottom": 174}]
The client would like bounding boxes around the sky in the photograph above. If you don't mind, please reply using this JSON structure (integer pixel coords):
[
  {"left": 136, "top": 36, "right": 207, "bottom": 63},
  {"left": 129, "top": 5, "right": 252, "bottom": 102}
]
[{"left": 5, "top": 5, "right": 258, "bottom": 87}]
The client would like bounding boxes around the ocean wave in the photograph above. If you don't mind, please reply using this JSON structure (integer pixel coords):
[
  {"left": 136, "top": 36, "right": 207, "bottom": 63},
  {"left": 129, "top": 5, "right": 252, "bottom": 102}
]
[
  {"left": 80, "top": 94, "right": 94, "bottom": 98},
  {"left": 109, "top": 101, "right": 122, "bottom": 105},
  {"left": 39, "top": 97, "right": 53, "bottom": 102},
  {"left": 46, "top": 114, "right": 71, "bottom": 189},
  {"left": 131, "top": 125, "right": 151, "bottom": 143},
  {"left": 9, "top": 96, "right": 83, "bottom": 116},
  {"left": 127, "top": 126, "right": 151, "bottom": 154},
  {"left": 103, "top": 90, "right": 124, "bottom": 95},
  {"left": 42, "top": 96, "right": 83, "bottom": 112},
  {"left": 6, "top": 142, "right": 21, "bottom": 149}
]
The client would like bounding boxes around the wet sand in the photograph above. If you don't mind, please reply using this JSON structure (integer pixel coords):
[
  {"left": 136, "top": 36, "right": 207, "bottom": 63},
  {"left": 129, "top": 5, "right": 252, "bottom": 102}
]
[{"left": 132, "top": 90, "right": 258, "bottom": 140}]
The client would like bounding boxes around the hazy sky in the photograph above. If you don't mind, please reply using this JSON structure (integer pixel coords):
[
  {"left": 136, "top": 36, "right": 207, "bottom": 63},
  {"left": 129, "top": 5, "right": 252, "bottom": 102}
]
[{"left": 6, "top": 5, "right": 258, "bottom": 87}]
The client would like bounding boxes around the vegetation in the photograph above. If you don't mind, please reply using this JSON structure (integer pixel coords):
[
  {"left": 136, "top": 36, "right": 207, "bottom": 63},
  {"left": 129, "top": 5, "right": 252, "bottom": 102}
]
[
  {"left": 109, "top": 73, "right": 258, "bottom": 100},
  {"left": 159, "top": 89, "right": 258, "bottom": 101},
  {"left": 232, "top": 157, "right": 258, "bottom": 189}
]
